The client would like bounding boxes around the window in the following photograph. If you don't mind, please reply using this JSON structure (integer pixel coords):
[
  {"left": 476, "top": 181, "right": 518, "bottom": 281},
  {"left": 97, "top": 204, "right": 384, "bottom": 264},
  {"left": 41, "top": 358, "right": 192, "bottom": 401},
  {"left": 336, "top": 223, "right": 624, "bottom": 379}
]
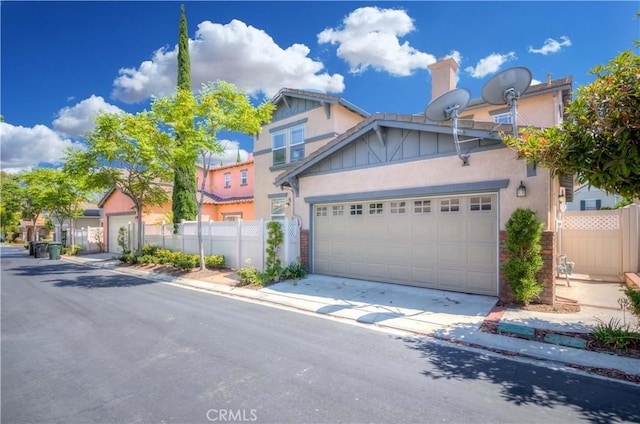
[
  {"left": 270, "top": 198, "right": 285, "bottom": 220},
  {"left": 470, "top": 196, "right": 492, "bottom": 212},
  {"left": 440, "top": 198, "right": 460, "bottom": 212},
  {"left": 224, "top": 172, "right": 231, "bottom": 188},
  {"left": 581, "top": 199, "right": 601, "bottom": 211},
  {"left": 332, "top": 205, "right": 344, "bottom": 216},
  {"left": 240, "top": 170, "right": 247, "bottom": 186},
  {"left": 493, "top": 113, "right": 512, "bottom": 124},
  {"left": 390, "top": 201, "right": 406, "bottom": 215},
  {"left": 316, "top": 206, "right": 328, "bottom": 217},
  {"left": 368, "top": 203, "right": 383, "bottom": 215},
  {"left": 272, "top": 124, "right": 305, "bottom": 166},
  {"left": 223, "top": 213, "right": 242, "bottom": 222},
  {"left": 349, "top": 204, "right": 363, "bottom": 215},
  {"left": 290, "top": 125, "right": 305, "bottom": 163},
  {"left": 414, "top": 200, "right": 431, "bottom": 214}
]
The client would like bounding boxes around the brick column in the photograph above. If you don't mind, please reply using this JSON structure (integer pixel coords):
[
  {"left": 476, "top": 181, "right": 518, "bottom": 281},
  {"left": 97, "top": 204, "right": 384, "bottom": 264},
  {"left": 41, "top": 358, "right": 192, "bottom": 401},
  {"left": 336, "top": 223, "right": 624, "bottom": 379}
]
[
  {"left": 499, "top": 230, "right": 557, "bottom": 306},
  {"left": 300, "top": 229, "right": 309, "bottom": 271}
]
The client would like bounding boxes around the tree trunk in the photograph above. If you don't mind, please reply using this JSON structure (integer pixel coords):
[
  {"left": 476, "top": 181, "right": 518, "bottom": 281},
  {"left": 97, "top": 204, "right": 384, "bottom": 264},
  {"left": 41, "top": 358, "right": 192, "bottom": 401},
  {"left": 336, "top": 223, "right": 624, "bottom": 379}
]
[{"left": 136, "top": 204, "right": 144, "bottom": 256}]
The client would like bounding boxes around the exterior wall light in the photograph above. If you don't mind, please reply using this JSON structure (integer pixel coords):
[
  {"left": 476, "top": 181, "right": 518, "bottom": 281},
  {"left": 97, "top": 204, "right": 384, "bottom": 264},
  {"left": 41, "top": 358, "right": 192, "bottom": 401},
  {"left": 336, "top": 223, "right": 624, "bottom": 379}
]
[{"left": 516, "top": 181, "right": 527, "bottom": 197}]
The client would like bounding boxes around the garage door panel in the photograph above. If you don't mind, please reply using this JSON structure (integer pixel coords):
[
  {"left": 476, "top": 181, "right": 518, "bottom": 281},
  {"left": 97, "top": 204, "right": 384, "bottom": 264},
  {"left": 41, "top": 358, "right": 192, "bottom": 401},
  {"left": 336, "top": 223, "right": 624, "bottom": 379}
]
[
  {"left": 438, "top": 219, "right": 466, "bottom": 241},
  {"left": 438, "top": 269, "right": 466, "bottom": 289},
  {"left": 438, "top": 244, "right": 466, "bottom": 264},
  {"left": 467, "top": 245, "right": 496, "bottom": 266},
  {"left": 313, "top": 194, "right": 498, "bottom": 296},
  {"left": 468, "top": 271, "right": 496, "bottom": 293}
]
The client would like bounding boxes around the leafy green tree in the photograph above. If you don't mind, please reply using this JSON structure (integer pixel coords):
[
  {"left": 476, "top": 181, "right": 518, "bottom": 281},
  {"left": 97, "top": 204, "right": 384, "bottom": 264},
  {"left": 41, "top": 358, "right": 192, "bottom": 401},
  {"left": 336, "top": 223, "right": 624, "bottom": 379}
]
[
  {"left": 0, "top": 171, "right": 22, "bottom": 240},
  {"left": 18, "top": 168, "right": 59, "bottom": 242},
  {"left": 64, "top": 112, "right": 172, "bottom": 255},
  {"left": 42, "top": 168, "right": 89, "bottom": 249},
  {"left": 504, "top": 45, "right": 640, "bottom": 198},
  {"left": 151, "top": 81, "right": 274, "bottom": 270},
  {"left": 172, "top": 3, "right": 198, "bottom": 230}
]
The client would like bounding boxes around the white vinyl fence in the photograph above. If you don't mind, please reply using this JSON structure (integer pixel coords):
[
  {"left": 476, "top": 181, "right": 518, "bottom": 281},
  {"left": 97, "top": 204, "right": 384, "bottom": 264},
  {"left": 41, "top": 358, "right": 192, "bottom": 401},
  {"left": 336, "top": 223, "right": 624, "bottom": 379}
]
[
  {"left": 72, "top": 226, "right": 104, "bottom": 253},
  {"left": 559, "top": 204, "right": 639, "bottom": 281},
  {"left": 143, "top": 218, "right": 300, "bottom": 272}
]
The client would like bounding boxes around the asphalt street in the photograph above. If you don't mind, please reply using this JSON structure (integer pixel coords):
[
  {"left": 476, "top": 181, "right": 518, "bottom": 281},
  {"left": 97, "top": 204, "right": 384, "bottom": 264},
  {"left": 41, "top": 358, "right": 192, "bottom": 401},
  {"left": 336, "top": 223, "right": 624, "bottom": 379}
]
[{"left": 2, "top": 246, "right": 639, "bottom": 424}]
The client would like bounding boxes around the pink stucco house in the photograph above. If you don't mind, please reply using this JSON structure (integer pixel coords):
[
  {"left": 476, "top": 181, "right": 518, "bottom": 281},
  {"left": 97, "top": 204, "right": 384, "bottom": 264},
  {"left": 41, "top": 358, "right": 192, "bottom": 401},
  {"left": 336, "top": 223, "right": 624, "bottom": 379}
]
[{"left": 99, "top": 156, "right": 255, "bottom": 253}]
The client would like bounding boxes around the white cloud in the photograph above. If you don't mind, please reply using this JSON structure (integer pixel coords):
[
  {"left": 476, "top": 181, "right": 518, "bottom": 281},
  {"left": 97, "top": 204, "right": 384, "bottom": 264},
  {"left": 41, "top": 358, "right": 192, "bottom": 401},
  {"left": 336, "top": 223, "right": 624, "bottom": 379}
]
[
  {"left": 528, "top": 36, "right": 572, "bottom": 55},
  {"left": 206, "top": 140, "right": 250, "bottom": 166},
  {"left": 53, "top": 95, "right": 124, "bottom": 137},
  {"left": 318, "top": 7, "right": 436, "bottom": 76},
  {"left": 444, "top": 50, "right": 463, "bottom": 66},
  {"left": 464, "top": 52, "right": 516, "bottom": 78},
  {"left": 112, "top": 19, "right": 344, "bottom": 103},
  {"left": 531, "top": 79, "right": 543, "bottom": 86},
  {"left": 0, "top": 122, "right": 77, "bottom": 173}
]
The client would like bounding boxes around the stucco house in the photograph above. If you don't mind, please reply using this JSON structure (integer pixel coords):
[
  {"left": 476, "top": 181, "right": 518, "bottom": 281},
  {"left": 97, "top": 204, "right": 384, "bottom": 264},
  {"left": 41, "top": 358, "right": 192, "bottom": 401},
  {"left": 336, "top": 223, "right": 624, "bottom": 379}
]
[
  {"left": 99, "top": 156, "right": 255, "bottom": 253},
  {"left": 253, "top": 57, "right": 573, "bottom": 304}
]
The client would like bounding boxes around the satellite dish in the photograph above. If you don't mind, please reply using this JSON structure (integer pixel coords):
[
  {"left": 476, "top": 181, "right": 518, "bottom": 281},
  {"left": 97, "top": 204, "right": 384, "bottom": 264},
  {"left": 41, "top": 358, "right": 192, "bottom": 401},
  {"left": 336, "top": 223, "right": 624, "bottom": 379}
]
[
  {"left": 425, "top": 88, "right": 473, "bottom": 166},
  {"left": 481, "top": 67, "right": 532, "bottom": 135},
  {"left": 425, "top": 88, "right": 471, "bottom": 122}
]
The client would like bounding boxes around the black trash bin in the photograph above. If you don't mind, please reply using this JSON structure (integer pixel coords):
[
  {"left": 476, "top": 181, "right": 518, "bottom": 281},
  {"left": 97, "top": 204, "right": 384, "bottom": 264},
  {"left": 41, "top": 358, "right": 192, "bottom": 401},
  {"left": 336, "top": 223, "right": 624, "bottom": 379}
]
[
  {"left": 29, "top": 241, "right": 35, "bottom": 256},
  {"left": 34, "top": 242, "right": 48, "bottom": 259}
]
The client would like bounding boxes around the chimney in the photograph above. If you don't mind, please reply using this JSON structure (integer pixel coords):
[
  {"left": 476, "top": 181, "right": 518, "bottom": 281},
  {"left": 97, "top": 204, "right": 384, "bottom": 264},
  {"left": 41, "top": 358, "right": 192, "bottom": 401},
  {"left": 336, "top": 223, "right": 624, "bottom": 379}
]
[
  {"left": 546, "top": 72, "right": 552, "bottom": 85},
  {"left": 428, "top": 57, "right": 459, "bottom": 101}
]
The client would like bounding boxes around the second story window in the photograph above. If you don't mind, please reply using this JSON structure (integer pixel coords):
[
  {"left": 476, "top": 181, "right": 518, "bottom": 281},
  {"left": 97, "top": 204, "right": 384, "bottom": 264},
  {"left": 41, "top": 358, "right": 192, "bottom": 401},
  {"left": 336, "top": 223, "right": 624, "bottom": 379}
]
[
  {"left": 272, "top": 124, "right": 305, "bottom": 166},
  {"left": 240, "top": 170, "right": 247, "bottom": 186},
  {"left": 224, "top": 172, "right": 231, "bottom": 188},
  {"left": 493, "top": 113, "right": 512, "bottom": 124}
]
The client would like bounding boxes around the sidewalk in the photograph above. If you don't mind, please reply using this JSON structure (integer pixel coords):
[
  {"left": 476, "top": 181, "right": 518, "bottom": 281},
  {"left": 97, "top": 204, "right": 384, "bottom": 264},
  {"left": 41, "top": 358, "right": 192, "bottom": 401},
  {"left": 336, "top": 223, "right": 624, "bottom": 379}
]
[{"left": 61, "top": 253, "right": 640, "bottom": 382}]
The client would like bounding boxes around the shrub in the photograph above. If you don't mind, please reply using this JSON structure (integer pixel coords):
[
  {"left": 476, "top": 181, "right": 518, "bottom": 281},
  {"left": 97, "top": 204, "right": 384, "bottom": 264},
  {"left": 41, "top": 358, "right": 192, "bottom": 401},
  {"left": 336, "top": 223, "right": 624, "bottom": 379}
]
[
  {"left": 236, "top": 267, "right": 267, "bottom": 286},
  {"left": 205, "top": 255, "right": 225, "bottom": 269},
  {"left": 265, "top": 221, "right": 283, "bottom": 272},
  {"left": 171, "top": 253, "right": 198, "bottom": 270},
  {"left": 282, "top": 260, "right": 308, "bottom": 281},
  {"left": 502, "top": 208, "right": 544, "bottom": 305},
  {"left": 591, "top": 318, "right": 640, "bottom": 350},
  {"left": 142, "top": 244, "right": 160, "bottom": 256},
  {"left": 61, "top": 245, "right": 81, "bottom": 256},
  {"left": 624, "top": 286, "right": 640, "bottom": 319},
  {"left": 137, "top": 254, "right": 156, "bottom": 264}
]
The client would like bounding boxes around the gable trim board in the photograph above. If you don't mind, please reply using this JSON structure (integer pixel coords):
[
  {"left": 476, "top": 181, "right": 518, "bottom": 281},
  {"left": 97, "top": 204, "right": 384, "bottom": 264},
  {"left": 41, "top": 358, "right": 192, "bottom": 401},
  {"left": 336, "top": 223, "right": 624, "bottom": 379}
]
[{"left": 309, "top": 191, "right": 500, "bottom": 296}]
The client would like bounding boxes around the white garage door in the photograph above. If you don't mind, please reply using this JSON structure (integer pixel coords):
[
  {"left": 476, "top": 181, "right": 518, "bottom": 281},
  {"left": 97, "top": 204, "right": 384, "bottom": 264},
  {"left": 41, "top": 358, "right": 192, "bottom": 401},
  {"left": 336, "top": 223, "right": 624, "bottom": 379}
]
[
  {"left": 107, "top": 215, "right": 135, "bottom": 253},
  {"left": 313, "top": 194, "right": 498, "bottom": 296}
]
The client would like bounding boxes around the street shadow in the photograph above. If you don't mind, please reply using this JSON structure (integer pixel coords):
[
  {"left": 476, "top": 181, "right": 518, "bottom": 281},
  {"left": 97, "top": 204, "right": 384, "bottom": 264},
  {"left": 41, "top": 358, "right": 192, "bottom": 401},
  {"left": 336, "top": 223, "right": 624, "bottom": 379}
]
[
  {"left": 52, "top": 273, "right": 158, "bottom": 289},
  {"left": 11, "top": 262, "right": 91, "bottom": 277},
  {"left": 356, "top": 311, "right": 405, "bottom": 324},
  {"left": 403, "top": 335, "right": 640, "bottom": 423}
]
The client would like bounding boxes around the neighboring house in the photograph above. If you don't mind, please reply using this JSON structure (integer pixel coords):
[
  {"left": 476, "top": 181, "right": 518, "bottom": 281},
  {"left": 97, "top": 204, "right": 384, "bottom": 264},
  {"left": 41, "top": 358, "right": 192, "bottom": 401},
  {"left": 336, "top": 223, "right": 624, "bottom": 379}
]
[
  {"left": 18, "top": 214, "right": 51, "bottom": 242},
  {"left": 253, "top": 57, "right": 573, "bottom": 303},
  {"left": 566, "top": 184, "right": 623, "bottom": 211},
  {"left": 99, "top": 158, "right": 255, "bottom": 253}
]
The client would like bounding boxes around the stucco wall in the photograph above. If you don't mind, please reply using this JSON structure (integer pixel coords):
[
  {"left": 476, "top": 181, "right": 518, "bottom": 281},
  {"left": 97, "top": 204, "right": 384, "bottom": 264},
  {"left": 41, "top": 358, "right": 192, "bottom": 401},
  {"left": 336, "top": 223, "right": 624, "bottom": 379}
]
[
  {"left": 292, "top": 147, "right": 556, "bottom": 232},
  {"left": 463, "top": 91, "right": 562, "bottom": 127},
  {"left": 254, "top": 103, "right": 366, "bottom": 220}
]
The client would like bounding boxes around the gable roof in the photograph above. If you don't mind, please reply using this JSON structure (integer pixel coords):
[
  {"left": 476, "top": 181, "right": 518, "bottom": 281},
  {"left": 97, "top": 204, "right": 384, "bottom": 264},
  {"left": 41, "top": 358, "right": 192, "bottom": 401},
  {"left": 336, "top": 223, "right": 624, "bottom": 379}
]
[
  {"left": 274, "top": 112, "right": 509, "bottom": 188},
  {"left": 270, "top": 88, "right": 370, "bottom": 119}
]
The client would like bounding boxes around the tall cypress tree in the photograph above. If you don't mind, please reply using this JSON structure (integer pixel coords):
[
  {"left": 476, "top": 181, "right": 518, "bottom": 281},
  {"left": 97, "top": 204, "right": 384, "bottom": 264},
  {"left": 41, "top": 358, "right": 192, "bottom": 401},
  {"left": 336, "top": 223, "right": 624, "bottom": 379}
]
[{"left": 172, "top": 4, "right": 198, "bottom": 229}]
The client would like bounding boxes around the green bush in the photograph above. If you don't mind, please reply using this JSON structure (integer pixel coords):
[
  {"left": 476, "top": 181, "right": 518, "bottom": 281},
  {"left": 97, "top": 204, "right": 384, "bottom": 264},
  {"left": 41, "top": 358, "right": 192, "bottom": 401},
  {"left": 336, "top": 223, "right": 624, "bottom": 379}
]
[
  {"left": 61, "top": 245, "right": 81, "bottom": 256},
  {"left": 205, "top": 255, "right": 226, "bottom": 269},
  {"left": 501, "top": 208, "right": 544, "bottom": 305},
  {"left": 236, "top": 267, "right": 267, "bottom": 286},
  {"left": 591, "top": 318, "right": 640, "bottom": 349},
  {"left": 171, "top": 253, "right": 198, "bottom": 270},
  {"left": 137, "top": 254, "right": 156, "bottom": 264},
  {"left": 282, "top": 260, "right": 308, "bottom": 280},
  {"left": 142, "top": 244, "right": 160, "bottom": 256},
  {"left": 624, "top": 286, "right": 640, "bottom": 319}
]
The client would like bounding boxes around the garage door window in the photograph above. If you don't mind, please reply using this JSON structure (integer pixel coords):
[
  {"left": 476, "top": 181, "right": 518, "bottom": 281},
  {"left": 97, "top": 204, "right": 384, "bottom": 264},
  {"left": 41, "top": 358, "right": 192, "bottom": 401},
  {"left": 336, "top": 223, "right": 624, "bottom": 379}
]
[
  {"left": 332, "top": 205, "right": 344, "bottom": 216},
  {"left": 350, "top": 204, "right": 363, "bottom": 215},
  {"left": 440, "top": 198, "right": 460, "bottom": 213},
  {"left": 390, "top": 201, "right": 406, "bottom": 214},
  {"left": 414, "top": 200, "right": 432, "bottom": 214},
  {"left": 316, "top": 206, "right": 328, "bottom": 217},
  {"left": 470, "top": 196, "right": 492, "bottom": 212},
  {"left": 368, "top": 203, "right": 384, "bottom": 215}
]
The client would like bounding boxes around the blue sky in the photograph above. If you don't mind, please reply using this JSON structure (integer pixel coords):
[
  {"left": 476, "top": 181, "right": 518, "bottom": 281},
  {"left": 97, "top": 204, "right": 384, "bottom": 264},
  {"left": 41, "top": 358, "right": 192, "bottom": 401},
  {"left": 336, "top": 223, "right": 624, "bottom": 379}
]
[{"left": 1, "top": 1, "right": 638, "bottom": 173}]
